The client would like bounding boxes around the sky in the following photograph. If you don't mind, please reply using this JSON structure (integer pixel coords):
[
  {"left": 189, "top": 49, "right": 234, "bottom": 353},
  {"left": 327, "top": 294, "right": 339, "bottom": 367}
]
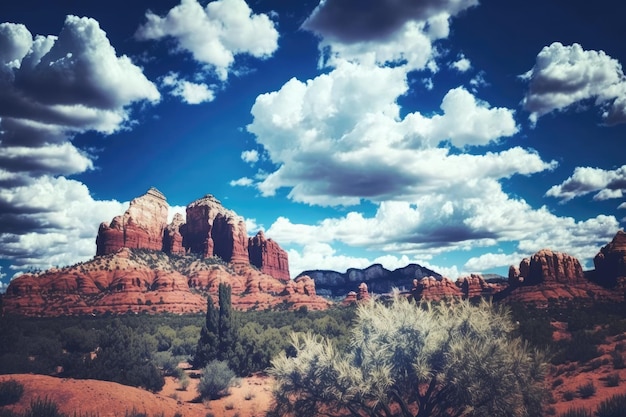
[{"left": 1, "top": 0, "right": 625, "bottom": 290}]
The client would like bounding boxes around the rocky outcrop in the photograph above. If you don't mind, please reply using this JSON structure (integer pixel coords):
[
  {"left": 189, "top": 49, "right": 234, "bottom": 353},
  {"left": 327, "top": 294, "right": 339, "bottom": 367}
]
[
  {"left": 3, "top": 248, "right": 329, "bottom": 316},
  {"left": 163, "top": 213, "right": 185, "bottom": 255},
  {"left": 508, "top": 250, "right": 585, "bottom": 286},
  {"left": 302, "top": 263, "right": 441, "bottom": 298},
  {"left": 504, "top": 249, "right": 621, "bottom": 306},
  {"left": 96, "top": 188, "right": 169, "bottom": 256},
  {"left": 410, "top": 277, "right": 461, "bottom": 301},
  {"left": 95, "top": 190, "right": 291, "bottom": 281},
  {"left": 593, "top": 231, "right": 626, "bottom": 287},
  {"left": 248, "top": 231, "right": 290, "bottom": 281},
  {"left": 182, "top": 195, "right": 249, "bottom": 264},
  {"left": 456, "top": 274, "right": 506, "bottom": 298}
]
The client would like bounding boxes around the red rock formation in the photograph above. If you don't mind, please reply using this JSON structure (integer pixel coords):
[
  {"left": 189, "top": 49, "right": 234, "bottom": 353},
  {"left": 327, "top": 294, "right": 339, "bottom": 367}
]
[
  {"left": 594, "top": 230, "right": 626, "bottom": 287},
  {"left": 182, "top": 195, "right": 249, "bottom": 263},
  {"left": 163, "top": 213, "right": 185, "bottom": 255},
  {"left": 342, "top": 291, "right": 358, "bottom": 305},
  {"left": 411, "top": 276, "right": 461, "bottom": 301},
  {"left": 456, "top": 274, "right": 505, "bottom": 298},
  {"left": 509, "top": 249, "right": 584, "bottom": 286},
  {"left": 357, "top": 282, "right": 370, "bottom": 300},
  {"left": 248, "top": 231, "right": 290, "bottom": 281},
  {"left": 96, "top": 188, "right": 169, "bottom": 256},
  {"left": 504, "top": 249, "right": 622, "bottom": 307},
  {"left": 3, "top": 248, "right": 329, "bottom": 316}
]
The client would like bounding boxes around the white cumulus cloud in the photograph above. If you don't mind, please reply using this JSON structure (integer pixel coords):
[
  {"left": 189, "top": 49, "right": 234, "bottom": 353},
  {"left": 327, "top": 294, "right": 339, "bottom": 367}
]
[
  {"left": 136, "top": 0, "right": 279, "bottom": 82},
  {"left": 522, "top": 42, "right": 626, "bottom": 125},
  {"left": 546, "top": 165, "right": 626, "bottom": 202}
]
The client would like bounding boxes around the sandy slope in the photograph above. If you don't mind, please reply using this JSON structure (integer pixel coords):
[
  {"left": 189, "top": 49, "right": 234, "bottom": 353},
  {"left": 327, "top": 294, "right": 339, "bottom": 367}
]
[{"left": 0, "top": 373, "right": 273, "bottom": 417}]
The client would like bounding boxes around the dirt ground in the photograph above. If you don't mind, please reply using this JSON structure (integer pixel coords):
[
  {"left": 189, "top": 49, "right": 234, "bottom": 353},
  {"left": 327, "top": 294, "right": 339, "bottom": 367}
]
[{"left": 0, "top": 370, "right": 274, "bottom": 417}]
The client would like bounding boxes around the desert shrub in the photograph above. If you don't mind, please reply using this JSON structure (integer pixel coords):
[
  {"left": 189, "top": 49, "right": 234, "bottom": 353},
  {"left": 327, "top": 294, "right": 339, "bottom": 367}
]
[
  {"left": 197, "top": 360, "right": 236, "bottom": 400},
  {"left": 270, "top": 297, "right": 547, "bottom": 417},
  {"left": 559, "top": 408, "right": 591, "bottom": 417},
  {"left": 551, "top": 377, "right": 564, "bottom": 389},
  {"left": 596, "top": 393, "right": 626, "bottom": 417},
  {"left": 178, "top": 372, "right": 190, "bottom": 391},
  {"left": 23, "top": 397, "right": 65, "bottom": 417},
  {"left": 0, "top": 379, "right": 24, "bottom": 406},
  {"left": 552, "top": 331, "right": 601, "bottom": 365},
  {"left": 563, "top": 390, "right": 576, "bottom": 401},
  {"left": 577, "top": 381, "right": 596, "bottom": 399},
  {"left": 605, "top": 372, "right": 621, "bottom": 387}
]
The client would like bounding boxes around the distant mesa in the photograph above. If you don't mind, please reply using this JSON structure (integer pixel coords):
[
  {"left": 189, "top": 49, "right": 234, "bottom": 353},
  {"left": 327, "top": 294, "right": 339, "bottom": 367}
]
[
  {"left": 300, "top": 263, "right": 441, "bottom": 298},
  {"left": 96, "top": 188, "right": 290, "bottom": 280}
]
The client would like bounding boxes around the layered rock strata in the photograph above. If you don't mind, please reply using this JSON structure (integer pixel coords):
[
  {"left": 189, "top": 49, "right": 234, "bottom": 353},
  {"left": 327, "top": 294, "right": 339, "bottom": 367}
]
[
  {"left": 95, "top": 190, "right": 290, "bottom": 280},
  {"left": 504, "top": 249, "right": 621, "bottom": 306},
  {"left": 248, "top": 231, "right": 290, "bottom": 281},
  {"left": 3, "top": 248, "right": 328, "bottom": 316},
  {"left": 96, "top": 188, "right": 168, "bottom": 255}
]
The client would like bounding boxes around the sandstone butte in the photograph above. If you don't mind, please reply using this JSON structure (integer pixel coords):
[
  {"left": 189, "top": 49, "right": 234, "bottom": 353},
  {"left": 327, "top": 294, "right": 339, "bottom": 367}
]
[{"left": 3, "top": 188, "right": 329, "bottom": 316}]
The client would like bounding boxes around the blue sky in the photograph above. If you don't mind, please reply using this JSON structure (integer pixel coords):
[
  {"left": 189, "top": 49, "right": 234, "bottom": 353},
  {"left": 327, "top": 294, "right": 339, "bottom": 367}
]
[{"left": 1, "top": 0, "right": 625, "bottom": 290}]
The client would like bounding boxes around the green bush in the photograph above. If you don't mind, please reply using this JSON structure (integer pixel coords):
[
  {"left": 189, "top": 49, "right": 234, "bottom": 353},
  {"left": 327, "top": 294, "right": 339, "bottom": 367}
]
[
  {"left": 197, "top": 360, "right": 235, "bottom": 400},
  {"left": 0, "top": 379, "right": 24, "bottom": 406},
  {"left": 576, "top": 381, "right": 596, "bottom": 399},
  {"left": 23, "top": 397, "right": 64, "bottom": 417},
  {"left": 596, "top": 393, "right": 626, "bottom": 417},
  {"left": 563, "top": 390, "right": 576, "bottom": 401},
  {"left": 270, "top": 298, "right": 547, "bottom": 417},
  {"left": 605, "top": 372, "right": 621, "bottom": 387}
]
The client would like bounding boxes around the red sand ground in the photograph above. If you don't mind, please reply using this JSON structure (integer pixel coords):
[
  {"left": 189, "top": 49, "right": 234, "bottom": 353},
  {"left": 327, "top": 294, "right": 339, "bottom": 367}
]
[{"left": 0, "top": 371, "right": 273, "bottom": 417}]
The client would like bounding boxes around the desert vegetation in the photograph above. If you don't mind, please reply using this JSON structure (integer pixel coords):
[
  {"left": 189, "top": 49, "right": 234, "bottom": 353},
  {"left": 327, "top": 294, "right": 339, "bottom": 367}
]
[
  {"left": 269, "top": 296, "right": 547, "bottom": 417},
  {"left": 3, "top": 292, "right": 626, "bottom": 416}
]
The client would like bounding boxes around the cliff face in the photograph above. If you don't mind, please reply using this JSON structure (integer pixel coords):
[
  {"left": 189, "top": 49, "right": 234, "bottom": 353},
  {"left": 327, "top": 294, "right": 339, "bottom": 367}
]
[
  {"left": 95, "top": 189, "right": 290, "bottom": 280},
  {"left": 593, "top": 230, "right": 626, "bottom": 287},
  {"left": 504, "top": 249, "right": 621, "bottom": 306},
  {"left": 96, "top": 188, "right": 169, "bottom": 256},
  {"left": 248, "top": 231, "right": 290, "bottom": 281},
  {"left": 182, "top": 195, "right": 249, "bottom": 264}
]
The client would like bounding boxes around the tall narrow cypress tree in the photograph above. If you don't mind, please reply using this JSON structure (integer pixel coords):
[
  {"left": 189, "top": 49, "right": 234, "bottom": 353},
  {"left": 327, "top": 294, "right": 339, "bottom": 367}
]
[
  {"left": 192, "top": 294, "right": 220, "bottom": 368},
  {"left": 217, "top": 283, "right": 235, "bottom": 360}
]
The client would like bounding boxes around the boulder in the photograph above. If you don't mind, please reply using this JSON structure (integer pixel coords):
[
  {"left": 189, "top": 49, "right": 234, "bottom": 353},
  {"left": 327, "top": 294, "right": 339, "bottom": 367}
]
[{"left": 248, "top": 231, "right": 290, "bottom": 281}]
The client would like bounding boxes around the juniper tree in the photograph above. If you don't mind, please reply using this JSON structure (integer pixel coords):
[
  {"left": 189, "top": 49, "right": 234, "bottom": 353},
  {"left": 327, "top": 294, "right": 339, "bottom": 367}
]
[
  {"left": 269, "top": 296, "right": 547, "bottom": 417},
  {"left": 192, "top": 283, "right": 239, "bottom": 371},
  {"left": 192, "top": 291, "right": 220, "bottom": 368}
]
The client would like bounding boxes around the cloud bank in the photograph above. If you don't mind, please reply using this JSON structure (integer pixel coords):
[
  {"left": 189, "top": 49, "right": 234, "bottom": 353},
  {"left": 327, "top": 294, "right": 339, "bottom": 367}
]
[{"left": 0, "top": 16, "right": 157, "bottom": 278}]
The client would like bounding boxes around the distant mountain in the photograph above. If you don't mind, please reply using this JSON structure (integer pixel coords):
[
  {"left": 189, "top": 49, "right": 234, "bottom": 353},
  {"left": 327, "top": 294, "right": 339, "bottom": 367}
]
[{"left": 298, "top": 263, "right": 442, "bottom": 298}]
